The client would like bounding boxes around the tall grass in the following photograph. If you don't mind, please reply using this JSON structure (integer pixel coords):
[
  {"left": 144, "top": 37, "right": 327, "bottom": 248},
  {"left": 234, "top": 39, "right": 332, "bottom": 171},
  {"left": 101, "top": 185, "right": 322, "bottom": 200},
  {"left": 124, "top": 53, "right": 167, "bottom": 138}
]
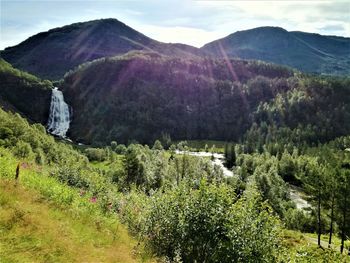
[{"left": 0, "top": 147, "right": 154, "bottom": 263}]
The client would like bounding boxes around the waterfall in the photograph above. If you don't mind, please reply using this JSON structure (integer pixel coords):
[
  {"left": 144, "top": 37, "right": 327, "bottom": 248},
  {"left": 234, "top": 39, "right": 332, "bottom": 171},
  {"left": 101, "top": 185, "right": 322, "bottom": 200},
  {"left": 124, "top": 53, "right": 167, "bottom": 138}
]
[{"left": 47, "top": 87, "right": 71, "bottom": 137}]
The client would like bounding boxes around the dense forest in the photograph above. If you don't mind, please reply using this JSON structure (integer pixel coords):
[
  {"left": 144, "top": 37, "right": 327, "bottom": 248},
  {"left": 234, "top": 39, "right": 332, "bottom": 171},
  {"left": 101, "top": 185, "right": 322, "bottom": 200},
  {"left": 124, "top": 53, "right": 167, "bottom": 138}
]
[
  {"left": 61, "top": 51, "right": 350, "bottom": 146},
  {"left": 0, "top": 59, "right": 52, "bottom": 123}
]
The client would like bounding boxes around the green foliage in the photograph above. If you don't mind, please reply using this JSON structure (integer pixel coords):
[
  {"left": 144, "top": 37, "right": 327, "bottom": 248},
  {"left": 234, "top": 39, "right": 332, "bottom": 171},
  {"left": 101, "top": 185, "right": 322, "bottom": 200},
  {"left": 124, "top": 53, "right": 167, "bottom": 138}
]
[
  {"left": 284, "top": 208, "right": 314, "bottom": 232},
  {"left": 152, "top": 140, "right": 163, "bottom": 151},
  {"left": 124, "top": 144, "right": 146, "bottom": 189},
  {"left": 110, "top": 141, "right": 118, "bottom": 151},
  {"left": 250, "top": 77, "right": 350, "bottom": 147},
  {"left": 61, "top": 52, "right": 297, "bottom": 144},
  {"left": 59, "top": 50, "right": 350, "bottom": 147},
  {"left": 84, "top": 147, "right": 108, "bottom": 162},
  {"left": 225, "top": 143, "right": 236, "bottom": 168},
  {"left": 0, "top": 59, "right": 52, "bottom": 123},
  {"left": 1, "top": 86, "right": 349, "bottom": 261},
  {"left": 121, "top": 143, "right": 223, "bottom": 192},
  {"left": 114, "top": 144, "right": 127, "bottom": 154},
  {"left": 0, "top": 151, "right": 153, "bottom": 262},
  {"left": 280, "top": 230, "right": 348, "bottom": 262},
  {"left": 13, "top": 140, "right": 33, "bottom": 160},
  {"left": 0, "top": 108, "right": 119, "bottom": 202},
  {"left": 237, "top": 134, "right": 350, "bottom": 253},
  {"left": 119, "top": 182, "right": 281, "bottom": 262},
  {"left": 159, "top": 132, "right": 171, "bottom": 149}
]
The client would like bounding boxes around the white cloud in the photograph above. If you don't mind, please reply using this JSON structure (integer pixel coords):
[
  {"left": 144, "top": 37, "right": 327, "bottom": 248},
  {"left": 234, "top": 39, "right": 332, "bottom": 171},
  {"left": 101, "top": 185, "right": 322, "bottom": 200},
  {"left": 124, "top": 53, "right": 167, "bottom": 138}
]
[{"left": 135, "top": 25, "right": 224, "bottom": 47}]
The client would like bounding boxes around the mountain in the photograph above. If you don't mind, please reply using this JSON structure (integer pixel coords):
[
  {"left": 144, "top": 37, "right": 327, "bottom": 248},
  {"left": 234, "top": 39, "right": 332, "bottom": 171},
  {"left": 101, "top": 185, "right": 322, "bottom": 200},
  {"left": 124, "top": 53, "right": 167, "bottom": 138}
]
[
  {"left": 61, "top": 51, "right": 294, "bottom": 144},
  {"left": 201, "top": 27, "right": 350, "bottom": 75},
  {"left": 2, "top": 21, "right": 349, "bottom": 79},
  {"left": 1, "top": 22, "right": 349, "bottom": 145},
  {"left": 59, "top": 51, "right": 350, "bottom": 146},
  {"left": 0, "top": 19, "right": 203, "bottom": 80},
  {"left": 0, "top": 59, "right": 52, "bottom": 123}
]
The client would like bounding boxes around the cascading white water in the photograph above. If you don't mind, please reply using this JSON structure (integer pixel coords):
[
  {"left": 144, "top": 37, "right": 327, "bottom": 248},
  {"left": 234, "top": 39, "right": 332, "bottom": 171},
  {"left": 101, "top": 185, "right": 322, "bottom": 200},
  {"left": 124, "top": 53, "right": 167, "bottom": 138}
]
[{"left": 47, "top": 87, "right": 71, "bottom": 137}]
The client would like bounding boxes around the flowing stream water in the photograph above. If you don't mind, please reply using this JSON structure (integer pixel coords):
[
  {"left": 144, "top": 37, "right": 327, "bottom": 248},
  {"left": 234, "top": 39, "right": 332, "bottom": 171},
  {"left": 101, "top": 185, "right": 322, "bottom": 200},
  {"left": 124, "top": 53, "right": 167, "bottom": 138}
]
[
  {"left": 47, "top": 87, "right": 71, "bottom": 137},
  {"left": 175, "top": 150, "right": 310, "bottom": 209},
  {"left": 175, "top": 150, "right": 234, "bottom": 177}
]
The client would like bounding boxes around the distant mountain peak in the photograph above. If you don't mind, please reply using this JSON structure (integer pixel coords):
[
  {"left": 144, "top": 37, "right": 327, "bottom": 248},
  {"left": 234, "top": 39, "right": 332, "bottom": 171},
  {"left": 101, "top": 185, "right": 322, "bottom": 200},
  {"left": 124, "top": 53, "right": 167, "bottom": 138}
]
[
  {"left": 242, "top": 26, "right": 287, "bottom": 32},
  {"left": 0, "top": 18, "right": 202, "bottom": 80},
  {"left": 202, "top": 26, "right": 350, "bottom": 75}
]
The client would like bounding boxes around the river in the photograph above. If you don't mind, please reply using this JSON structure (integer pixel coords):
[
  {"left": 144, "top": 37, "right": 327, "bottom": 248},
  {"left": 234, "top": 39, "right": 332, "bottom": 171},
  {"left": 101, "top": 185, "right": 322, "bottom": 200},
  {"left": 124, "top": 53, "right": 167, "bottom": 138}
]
[
  {"left": 175, "top": 150, "right": 234, "bottom": 177},
  {"left": 175, "top": 149, "right": 310, "bottom": 210}
]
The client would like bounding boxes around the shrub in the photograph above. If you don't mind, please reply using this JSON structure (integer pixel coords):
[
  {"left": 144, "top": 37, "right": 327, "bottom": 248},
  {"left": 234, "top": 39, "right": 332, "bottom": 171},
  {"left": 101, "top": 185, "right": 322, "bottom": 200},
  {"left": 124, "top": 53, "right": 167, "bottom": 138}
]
[
  {"left": 13, "top": 141, "right": 33, "bottom": 160},
  {"left": 110, "top": 141, "right": 118, "bottom": 151},
  {"left": 84, "top": 148, "right": 107, "bottom": 162},
  {"left": 115, "top": 144, "right": 127, "bottom": 154},
  {"left": 142, "top": 182, "right": 280, "bottom": 262},
  {"left": 152, "top": 140, "right": 163, "bottom": 151}
]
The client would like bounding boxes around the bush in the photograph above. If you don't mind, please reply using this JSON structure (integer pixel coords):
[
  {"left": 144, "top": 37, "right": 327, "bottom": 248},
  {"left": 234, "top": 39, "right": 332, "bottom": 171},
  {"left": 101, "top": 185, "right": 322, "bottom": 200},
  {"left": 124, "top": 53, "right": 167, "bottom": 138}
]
[
  {"left": 141, "top": 182, "right": 280, "bottom": 262},
  {"left": 0, "top": 127, "right": 13, "bottom": 139},
  {"left": 284, "top": 208, "right": 314, "bottom": 232},
  {"left": 115, "top": 144, "right": 127, "bottom": 154},
  {"left": 152, "top": 140, "right": 163, "bottom": 151},
  {"left": 84, "top": 148, "right": 107, "bottom": 162},
  {"left": 110, "top": 141, "right": 118, "bottom": 151},
  {"left": 13, "top": 141, "right": 33, "bottom": 160}
]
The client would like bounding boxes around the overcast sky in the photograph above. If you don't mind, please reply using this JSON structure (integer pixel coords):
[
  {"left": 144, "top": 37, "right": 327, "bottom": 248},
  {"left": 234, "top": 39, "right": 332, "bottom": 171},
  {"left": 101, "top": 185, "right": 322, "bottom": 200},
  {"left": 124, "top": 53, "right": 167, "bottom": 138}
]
[{"left": 0, "top": 0, "right": 349, "bottom": 49}]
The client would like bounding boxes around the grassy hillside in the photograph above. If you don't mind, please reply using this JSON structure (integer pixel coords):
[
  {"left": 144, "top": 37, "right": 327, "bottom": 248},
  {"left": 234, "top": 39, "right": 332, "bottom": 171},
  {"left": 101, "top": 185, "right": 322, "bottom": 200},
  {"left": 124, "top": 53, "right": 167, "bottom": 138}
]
[
  {"left": 202, "top": 26, "right": 350, "bottom": 75},
  {"left": 0, "top": 179, "right": 149, "bottom": 263},
  {"left": 0, "top": 109, "right": 154, "bottom": 262},
  {"left": 0, "top": 59, "right": 52, "bottom": 124}
]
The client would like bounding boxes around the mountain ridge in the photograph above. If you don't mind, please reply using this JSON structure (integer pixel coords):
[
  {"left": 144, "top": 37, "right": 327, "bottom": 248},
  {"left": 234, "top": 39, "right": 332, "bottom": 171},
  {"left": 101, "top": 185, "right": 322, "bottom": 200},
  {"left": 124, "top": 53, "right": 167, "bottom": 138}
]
[
  {"left": 201, "top": 26, "right": 350, "bottom": 75},
  {"left": 0, "top": 18, "right": 204, "bottom": 80},
  {"left": 2, "top": 20, "right": 350, "bottom": 80}
]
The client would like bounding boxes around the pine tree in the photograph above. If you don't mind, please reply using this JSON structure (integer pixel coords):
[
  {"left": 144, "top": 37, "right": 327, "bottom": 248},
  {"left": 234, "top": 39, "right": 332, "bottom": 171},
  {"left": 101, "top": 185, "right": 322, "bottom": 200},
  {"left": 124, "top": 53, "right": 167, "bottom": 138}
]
[
  {"left": 337, "top": 162, "right": 350, "bottom": 254},
  {"left": 304, "top": 160, "right": 327, "bottom": 247},
  {"left": 230, "top": 144, "right": 236, "bottom": 167},
  {"left": 224, "top": 143, "right": 229, "bottom": 160}
]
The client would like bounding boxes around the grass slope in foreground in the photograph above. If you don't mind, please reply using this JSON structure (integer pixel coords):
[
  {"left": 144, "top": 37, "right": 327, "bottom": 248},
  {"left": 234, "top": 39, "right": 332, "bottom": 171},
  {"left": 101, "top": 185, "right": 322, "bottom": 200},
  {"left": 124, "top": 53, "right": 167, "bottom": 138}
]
[{"left": 0, "top": 149, "right": 154, "bottom": 263}]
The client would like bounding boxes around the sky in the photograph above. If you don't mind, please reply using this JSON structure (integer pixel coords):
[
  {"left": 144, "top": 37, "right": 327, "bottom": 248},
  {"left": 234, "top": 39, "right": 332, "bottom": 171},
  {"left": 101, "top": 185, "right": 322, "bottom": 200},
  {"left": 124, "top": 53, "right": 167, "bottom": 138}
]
[{"left": 0, "top": 0, "right": 349, "bottom": 50}]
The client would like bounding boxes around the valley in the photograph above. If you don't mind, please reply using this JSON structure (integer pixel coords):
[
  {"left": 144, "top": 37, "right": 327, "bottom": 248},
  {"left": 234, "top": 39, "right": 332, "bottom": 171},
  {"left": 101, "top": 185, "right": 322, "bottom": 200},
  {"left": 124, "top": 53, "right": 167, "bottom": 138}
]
[{"left": 0, "top": 16, "right": 350, "bottom": 263}]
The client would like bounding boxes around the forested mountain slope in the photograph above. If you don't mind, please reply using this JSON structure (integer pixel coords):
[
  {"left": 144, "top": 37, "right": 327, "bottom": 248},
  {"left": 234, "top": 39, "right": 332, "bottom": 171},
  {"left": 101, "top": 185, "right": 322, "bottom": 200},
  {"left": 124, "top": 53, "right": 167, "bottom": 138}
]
[
  {"left": 61, "top": 51, "right": 350, "bottom": 145},
  {"left": 202, "top": 27, "right": 350, "bottom": 75},
  {"left": 1, "top": 19, "right": 203, "bottom": 80},
  {"left": 0, "top": 59, "right": 52, "bottom": 123}
]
